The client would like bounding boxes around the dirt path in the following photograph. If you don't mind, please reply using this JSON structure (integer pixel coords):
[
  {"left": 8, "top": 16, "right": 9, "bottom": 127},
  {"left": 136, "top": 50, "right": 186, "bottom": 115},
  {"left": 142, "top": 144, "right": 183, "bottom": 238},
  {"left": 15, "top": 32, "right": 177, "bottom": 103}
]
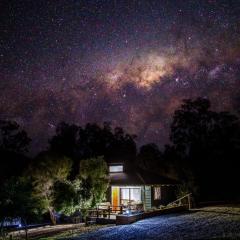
[{"left": 10, "top": 223, "right": 113, "bottom": 239}]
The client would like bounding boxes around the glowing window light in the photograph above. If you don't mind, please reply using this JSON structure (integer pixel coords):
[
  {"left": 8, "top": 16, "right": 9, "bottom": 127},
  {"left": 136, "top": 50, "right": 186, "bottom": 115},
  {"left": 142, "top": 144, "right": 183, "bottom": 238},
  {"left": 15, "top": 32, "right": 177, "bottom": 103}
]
[{"left": 109, "top": 165, "right": 123, "bottom": 173}]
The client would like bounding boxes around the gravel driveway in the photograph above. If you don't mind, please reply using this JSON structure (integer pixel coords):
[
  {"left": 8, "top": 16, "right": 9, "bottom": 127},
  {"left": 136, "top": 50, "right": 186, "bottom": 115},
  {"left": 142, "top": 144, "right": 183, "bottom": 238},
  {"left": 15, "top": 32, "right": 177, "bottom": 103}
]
[{"left": 65, "top": 206, "right": 240, "bottom": 240}]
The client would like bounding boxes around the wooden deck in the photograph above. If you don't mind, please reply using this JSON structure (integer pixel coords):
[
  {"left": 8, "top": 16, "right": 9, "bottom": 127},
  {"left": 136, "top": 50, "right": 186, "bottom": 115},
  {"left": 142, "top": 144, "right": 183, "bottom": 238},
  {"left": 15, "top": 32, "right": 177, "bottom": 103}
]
[
  {"left": 86, "top": 194, "right": 192, "bottom": 225},
  {"left": 116, "top": 205, "right": 189, "bottom": 225},
  {"left": 86, "top": 205, "right": 189, "bottom": 225}
]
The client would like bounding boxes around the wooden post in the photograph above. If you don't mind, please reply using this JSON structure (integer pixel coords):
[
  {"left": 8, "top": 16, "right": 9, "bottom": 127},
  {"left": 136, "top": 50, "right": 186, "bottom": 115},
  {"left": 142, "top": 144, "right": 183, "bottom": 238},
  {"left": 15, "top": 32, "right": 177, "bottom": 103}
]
[
  {"left": 108, "top": 206, "right": 110, "bottom": 219},
  {"left": 188, "top": 194, "right": 191, "bottom": 209},
  {"left": 23, "top": 218, "right": 28, "bottom": 240},
  {"left": 143, "top": 186, "right": 146, "bottom": 211},
  {"left": 120, "top": 206, "right": 123, "bottom": 214}
]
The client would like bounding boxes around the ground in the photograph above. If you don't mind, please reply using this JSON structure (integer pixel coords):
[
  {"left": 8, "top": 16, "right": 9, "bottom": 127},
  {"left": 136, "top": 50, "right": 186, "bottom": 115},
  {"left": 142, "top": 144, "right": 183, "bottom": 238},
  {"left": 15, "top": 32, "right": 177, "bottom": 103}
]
[
  {"left": 9, "top": 224, "right": 113, "bottom": 240},
  {"left": 64, "top": 206, "right": 240, "bottom": 240}
]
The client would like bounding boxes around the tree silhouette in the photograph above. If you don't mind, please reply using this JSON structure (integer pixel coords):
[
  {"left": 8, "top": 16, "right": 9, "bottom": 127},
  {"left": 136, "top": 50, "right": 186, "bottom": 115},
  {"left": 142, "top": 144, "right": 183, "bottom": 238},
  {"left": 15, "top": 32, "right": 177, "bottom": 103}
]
[
  {"left": 137, "top": 143, "right": 162, "bottom": 170},
  {"left": 0, "top": 120, "right": 31, "bottom": 153},
  {"left": 49, "top": 122, "right": 136, "bottom": 176},
  {"left": 49, "top": 122, "right": 80, "bottom": 159},
  {"left": 170, "top": 97, "right": 240, "bottom": 200},
  {"left": 0, "top": 176, "right": 45, "bottom": 239},
  {"left": 0, "top": 120, "right": 31, "bottom": 183}
]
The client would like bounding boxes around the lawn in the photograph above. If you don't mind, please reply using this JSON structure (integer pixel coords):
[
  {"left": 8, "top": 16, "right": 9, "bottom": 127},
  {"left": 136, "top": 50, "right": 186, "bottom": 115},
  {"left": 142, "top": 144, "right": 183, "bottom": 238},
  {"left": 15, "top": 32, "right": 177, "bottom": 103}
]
[
  {"left": 8, "top": 205, "right": 240, "bottom": 240},
  {"left": 9, "top": 224, "right": 113, "bottom": 240},
  {"left": 62, "top": 206, "right": 240, "bottom": 240},
  {"left": 36, "top": 225, "right": 112, "bottom": 240}
]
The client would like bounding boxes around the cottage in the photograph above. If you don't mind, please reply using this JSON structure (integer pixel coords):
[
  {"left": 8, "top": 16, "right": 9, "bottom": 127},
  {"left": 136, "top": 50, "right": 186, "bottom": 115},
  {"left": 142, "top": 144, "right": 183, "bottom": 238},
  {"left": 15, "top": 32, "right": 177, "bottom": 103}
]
[{"left": 106, "top": 162, "right": 178, "bottom": 210}]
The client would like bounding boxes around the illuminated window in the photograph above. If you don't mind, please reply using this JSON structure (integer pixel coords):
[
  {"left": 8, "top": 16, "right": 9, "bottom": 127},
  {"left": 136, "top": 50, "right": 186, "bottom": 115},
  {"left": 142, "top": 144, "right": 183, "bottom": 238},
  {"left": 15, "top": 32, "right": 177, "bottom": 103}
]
[
  {"left": 109, "top": 164, "right": 123, "bottom": 173},
  {"left": 154, "top": 187, "right": 161, "bottom": 200},
  {"left": 120, "top": 187, "right": 142, "bottom": 205},
  {"left": 131, "top": 188, "right": 141, "bottom": 202}
]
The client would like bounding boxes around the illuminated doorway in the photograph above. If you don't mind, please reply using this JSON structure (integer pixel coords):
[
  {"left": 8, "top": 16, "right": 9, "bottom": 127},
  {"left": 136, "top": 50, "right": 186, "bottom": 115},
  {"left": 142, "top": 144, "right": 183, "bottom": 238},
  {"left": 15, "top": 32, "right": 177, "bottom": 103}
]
[{"left": 111, "top": 187, "right": 120, "bottom": 210}]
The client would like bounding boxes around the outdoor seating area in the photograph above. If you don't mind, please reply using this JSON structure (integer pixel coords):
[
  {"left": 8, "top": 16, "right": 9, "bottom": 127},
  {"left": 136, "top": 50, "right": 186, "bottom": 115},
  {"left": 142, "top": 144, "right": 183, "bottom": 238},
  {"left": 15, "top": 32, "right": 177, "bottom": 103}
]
[
  {"left": 87, "top": 202, "right": 144, "bottom": 222},
  {"left": 86, "top": 194, "right": 192, "bottom": 225}
]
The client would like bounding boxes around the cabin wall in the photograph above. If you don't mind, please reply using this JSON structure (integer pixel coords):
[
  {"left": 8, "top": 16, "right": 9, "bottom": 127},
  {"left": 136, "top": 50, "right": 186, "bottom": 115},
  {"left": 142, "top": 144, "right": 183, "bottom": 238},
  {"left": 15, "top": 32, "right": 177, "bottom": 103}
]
[
  {"left": 107, "top": 185, "right": 177, "bottom": 209},
  {"left": 144, "top": 186, "right": 152, "bottom": 210},
  {"left": 151, "top": 185, "right": 177, "bottom": 208}
]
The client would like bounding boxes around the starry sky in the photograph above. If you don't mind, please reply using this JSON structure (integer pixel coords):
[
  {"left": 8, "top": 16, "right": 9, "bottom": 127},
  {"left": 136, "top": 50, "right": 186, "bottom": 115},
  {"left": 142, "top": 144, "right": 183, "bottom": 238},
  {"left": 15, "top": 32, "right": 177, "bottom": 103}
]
[{"left": 1, "top": 0, "right": 240, "bottom": 154}]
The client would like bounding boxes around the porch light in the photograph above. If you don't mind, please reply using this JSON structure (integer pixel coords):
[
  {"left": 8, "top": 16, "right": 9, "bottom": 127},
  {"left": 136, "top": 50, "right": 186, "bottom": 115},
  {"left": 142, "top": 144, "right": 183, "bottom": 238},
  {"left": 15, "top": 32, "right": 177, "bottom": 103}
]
[{"left": 125, "top": 209, "right": 131, "bottom": 215}]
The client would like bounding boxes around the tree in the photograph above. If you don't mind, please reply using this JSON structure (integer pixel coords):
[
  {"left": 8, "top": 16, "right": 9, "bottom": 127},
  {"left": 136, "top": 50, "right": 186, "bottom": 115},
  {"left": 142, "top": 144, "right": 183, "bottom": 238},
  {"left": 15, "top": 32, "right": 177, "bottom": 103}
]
[
  {"left": 0, "top": 120, "right": 31, "bottom": 153},
  {"left": 49, "top": 122, "right": 80, "bottom": 160},
  {"left": 29, "top": 152, "right": 72, "bottom": 225},
  {"left": 170, "top": 97, "right": 240, "bottom": 200},
  {"left": 137, "top": 143, "right": 162, "bottom": 170},
  {"left": 0, "top": 120, "right": 31, "bottom": 183},
  {"left": 53, "top": 180, "right": 80, "bottom": 216},
  {"left": 0, "top": 176, "right": 45, "bottom": 239},
  {"left": 105, "top": 126, "right": 137, "bottom": 169},
  {"left": 49, "top": 122, "right": 136, "bottom": 177},
  {"left": 78, "top": 156, "right": 109, "bottom": 216}
]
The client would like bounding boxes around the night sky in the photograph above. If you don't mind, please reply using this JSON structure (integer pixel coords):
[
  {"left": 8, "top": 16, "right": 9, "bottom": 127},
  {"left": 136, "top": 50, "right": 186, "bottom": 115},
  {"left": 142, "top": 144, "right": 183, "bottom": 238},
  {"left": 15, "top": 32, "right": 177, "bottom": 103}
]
[{"left": 1, "top": 0, "right": 240, "bottom": 153}]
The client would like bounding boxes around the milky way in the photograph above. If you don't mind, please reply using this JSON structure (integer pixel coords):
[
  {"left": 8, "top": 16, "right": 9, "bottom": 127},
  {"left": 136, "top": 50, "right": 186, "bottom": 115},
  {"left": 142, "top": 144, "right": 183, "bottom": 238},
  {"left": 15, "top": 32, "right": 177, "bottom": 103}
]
[{"left": 1, "top": 1, "right": 240, "bottom": 153}]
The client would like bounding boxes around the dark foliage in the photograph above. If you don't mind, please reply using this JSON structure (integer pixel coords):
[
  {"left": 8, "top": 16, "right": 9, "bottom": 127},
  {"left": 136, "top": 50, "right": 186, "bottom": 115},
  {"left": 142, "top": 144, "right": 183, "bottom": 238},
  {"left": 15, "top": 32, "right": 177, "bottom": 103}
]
[
  {"left": 169, "top": 98, "right": 240, "bottom": 201},
  {"left": 0, "top": 177, "right": 44, "bottom": 223},
  {"left": 49, "top": 122, "right": 136, "bottom": 176},
  {"left": 0, "top": 120, "right": 31, "bottom": 153},
  {"left": 137, "top": 143, "right": 163, "bottom": 170},
  {"left": 0, "top": 120, "right": 31, "bottom": 183},
  {"left": 53, "top": 180, "right": 80, "bottom": 215},
  {"left": 79, "top": 177, "right": 92, "bottom": 202}
]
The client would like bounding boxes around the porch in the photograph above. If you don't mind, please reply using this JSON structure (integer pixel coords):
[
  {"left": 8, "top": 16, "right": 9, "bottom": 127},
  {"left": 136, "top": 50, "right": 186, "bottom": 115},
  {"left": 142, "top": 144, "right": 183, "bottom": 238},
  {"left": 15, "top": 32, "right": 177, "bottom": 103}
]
[
  {"left": 86, "top": 193, "right": 192, "bottom": 225},
  {"left": 86, "top": 202, "right": 144, "bottom": 224}
]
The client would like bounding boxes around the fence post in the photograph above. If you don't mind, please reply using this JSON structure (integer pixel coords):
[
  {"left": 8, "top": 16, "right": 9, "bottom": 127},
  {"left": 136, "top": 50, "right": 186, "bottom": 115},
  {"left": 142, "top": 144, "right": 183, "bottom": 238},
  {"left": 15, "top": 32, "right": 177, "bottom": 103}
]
[
  {"left": 108, "top": 206, "right": 110, "bottom": 219},
  {"left": 97, "top": 206, "right": 99, "bottom": 219},
  {"left": 188, "top": 194, "right": 191, "bottom": 209},
  {"left": 120, "top": 206, "right": 123, "bottom": 214}
]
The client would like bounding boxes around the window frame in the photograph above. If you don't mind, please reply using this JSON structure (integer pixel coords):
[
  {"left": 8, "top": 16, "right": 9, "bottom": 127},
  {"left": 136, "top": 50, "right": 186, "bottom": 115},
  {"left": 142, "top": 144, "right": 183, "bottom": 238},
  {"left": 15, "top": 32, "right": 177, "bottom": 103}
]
[{"left": 120, "top": 187, "right": 142, "bottom": 204}]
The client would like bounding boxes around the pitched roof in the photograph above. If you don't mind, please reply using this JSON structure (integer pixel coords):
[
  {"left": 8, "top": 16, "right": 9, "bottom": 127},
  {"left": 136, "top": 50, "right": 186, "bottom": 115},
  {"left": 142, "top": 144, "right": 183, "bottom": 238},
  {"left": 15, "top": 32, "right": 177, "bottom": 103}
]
[
  {"left": 109, "top": 168, "right": 178, "bottom": 186},
  {"left": 109, "top": 172, "right": 143, "bottom": 185},
  {"left": 137, "top": 168, "right": 179, "bottom": 185}
]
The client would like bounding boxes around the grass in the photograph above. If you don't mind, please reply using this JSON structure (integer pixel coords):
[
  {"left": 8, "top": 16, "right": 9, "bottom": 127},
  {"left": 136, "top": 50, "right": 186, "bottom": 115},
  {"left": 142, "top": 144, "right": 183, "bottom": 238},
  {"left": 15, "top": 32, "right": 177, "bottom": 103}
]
[
  {"left": 1, "top": 223, "right": 114, "bottom": 240},
  {"left": 61, "top": 206, "right": 240, "bottom": 240},
  {"left": 36, "top": 225, "right": 112, "bottom": 240},
  {"left": 5, "top": 205, "right": 240, "bottom": 240}
]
